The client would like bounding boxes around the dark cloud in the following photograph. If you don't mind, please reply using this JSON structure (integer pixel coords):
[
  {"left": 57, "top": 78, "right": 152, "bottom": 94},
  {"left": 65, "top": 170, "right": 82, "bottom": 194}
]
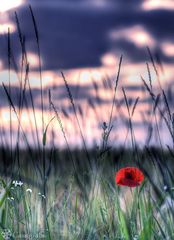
[
  {"left": 123, "top": 84, "right": 146, "bottom": 92},
  {"left": 0, "top": 82, "right": 109, "bottom": 109},
  {"left": 0, "top": 1, "right": 174, "bottom": 71},
  {"left": 139, "top": 10, "right": 174, "bottom": 41}
]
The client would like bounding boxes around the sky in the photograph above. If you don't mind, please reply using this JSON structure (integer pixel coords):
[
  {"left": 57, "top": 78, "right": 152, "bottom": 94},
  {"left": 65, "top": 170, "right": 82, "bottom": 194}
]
[
  {"left": 1, "top": 0, "right": 174, "bottom": 71},
  {"left": 0, "top": 0, "right": 174, "bottom": 148}
]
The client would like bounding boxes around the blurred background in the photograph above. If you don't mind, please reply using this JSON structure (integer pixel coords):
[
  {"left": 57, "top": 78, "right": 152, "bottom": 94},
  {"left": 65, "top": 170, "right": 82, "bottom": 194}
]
[{"left": 0, "top": 0, "right": 174, "bottom": 149}]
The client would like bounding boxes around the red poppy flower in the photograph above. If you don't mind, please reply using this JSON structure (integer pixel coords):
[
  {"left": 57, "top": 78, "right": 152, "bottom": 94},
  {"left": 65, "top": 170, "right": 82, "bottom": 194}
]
[{"left": 115, "top": 167, "right": 144, "bottom": 187}]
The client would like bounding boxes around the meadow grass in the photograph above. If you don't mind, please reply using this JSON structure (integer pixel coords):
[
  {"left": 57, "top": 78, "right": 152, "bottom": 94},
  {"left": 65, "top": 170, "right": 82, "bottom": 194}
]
[
  {"left": 0, "top": 6, "right": 174, "bottom": 240},
  {"left": 0, "top": 148, "right": 174, "bottom": 239}
]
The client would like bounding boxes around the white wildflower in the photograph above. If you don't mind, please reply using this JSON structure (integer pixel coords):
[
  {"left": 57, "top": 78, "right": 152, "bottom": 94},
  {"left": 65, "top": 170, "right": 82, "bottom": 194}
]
[
  {"left": 26, "top": 188, "right": 32, "bottom": 193},
  {"left": 38, "top": 192, "right": 46, "bottom": 199},
  {"left": 12, "top": 180, "right": 23, "bottom": 187}
]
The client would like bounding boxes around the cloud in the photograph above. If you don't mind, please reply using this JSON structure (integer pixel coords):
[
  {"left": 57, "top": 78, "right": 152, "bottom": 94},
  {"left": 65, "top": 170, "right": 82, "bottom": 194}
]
[
  {"left": 109, "top": 25, "right": 156, "bottom": 48},
  {"left": 0, "top": 0, "right": 23, "bottom": 13},
  {"left": 0, "top": 80, "right": 108, "bottom": 109},
  {"left": 142, "top": 0, "right": 174, "bottom": 11},
  {"left": 0, "top": 0, "right": 174, "bottom": 71}
]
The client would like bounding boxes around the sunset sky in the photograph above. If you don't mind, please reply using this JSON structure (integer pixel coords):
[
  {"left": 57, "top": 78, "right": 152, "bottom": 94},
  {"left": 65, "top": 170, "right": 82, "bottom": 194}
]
[{"left": 0, "top": 0, "right": 174, "bottom": 148}]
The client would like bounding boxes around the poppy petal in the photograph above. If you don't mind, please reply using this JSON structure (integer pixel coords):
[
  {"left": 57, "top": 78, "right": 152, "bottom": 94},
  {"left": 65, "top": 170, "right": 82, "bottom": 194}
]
[{"left": 115, "top": 167, "right": 144, "bottom": 187}]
